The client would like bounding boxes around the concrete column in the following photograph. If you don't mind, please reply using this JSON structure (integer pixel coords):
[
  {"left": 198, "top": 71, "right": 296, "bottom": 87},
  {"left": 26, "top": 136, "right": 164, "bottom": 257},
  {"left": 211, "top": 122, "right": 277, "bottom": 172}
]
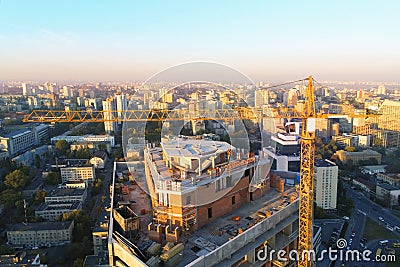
[
  {"left": 212, "top": 156, "right": 215, "bottom": 168},
  {"left": 283, "top": 223, "right": 292, "bottom": 235},
  {"left": 245, "top": 249, "right": 256, "bottom": 263},
  {"left": 268, "top": 235, "right": 276, "bottom": 249}
]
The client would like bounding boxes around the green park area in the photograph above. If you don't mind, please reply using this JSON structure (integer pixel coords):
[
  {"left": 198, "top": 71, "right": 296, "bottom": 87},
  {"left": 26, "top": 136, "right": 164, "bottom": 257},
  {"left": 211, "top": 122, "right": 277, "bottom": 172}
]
[{"left": 363, "top": 217, "right": 398, "bottom": 241}]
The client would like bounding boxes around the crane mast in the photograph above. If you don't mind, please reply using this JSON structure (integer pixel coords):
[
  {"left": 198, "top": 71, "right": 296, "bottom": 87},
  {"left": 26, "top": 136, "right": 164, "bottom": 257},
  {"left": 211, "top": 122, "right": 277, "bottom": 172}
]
[{"left": 298, "top": 76, "right": 316, "bottom": 267}]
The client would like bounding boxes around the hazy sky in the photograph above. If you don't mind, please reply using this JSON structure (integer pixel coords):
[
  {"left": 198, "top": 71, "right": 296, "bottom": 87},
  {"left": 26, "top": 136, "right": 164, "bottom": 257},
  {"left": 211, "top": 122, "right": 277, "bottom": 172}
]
[{"left": 0, "top": 0, "right": 399, "bottom": 82}]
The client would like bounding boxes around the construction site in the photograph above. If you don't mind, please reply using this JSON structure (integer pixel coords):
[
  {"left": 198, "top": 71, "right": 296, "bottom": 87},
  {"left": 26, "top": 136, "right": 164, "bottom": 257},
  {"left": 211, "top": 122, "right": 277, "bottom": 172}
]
[
  {"left": 23, "top": 76, "right": 377, "bottom": 267},
  {"left": 108, "top": 139, "right": 301, "bottom": 267}
]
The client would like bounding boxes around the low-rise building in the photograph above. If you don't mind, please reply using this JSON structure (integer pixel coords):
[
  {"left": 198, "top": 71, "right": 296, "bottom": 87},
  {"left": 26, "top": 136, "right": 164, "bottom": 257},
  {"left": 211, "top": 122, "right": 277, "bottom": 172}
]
[
  {"left": 0, "top": 252, "right": 42, "bottom": 267},
  {"left": 90, "top": 151, "right": 108, "bottom": 169},
  {"left": 0, "top": 129, "right": 36, "bottom": 156},
  {"left": 51, "top": 134, "right": 115, "bottom": 147},
  {"left": 45, "top": 188, "right": 87, "bottom": 203},
  {"left": 376, "top": 173, "right": 400, "bottom": 186},
  {"left": 92, "top": 226, "right": 108, "bottom": 256},
  {"left": 0, "top": 149, "right": 9, "bottom": 161},
  {"left": 352, "top": 178, "right": 375, "bottom": 193},
  {"left": 332, "top": 133, "right": 371, "bottom": 148},
  {"left": 360, "top": 165, "right": 387, "bottom": 175},
  {"left": 376, "top": 183, "right": 400, "bottom": 206},
  {"left": 334, "top": 149, "right": 382, "bottom": 165},
  {"left": 7, "top": 221, "right": 74, "bottom": 247},
  {"left": 61, "top": 166, "right": 95, "bottom": 183},
  {"left": 35, "top": 201, "right": 82, "bottom": 221},
  {"left": 0, "top": 124, "right": 49, "bottom": 157},
  {"left": 58, "top": 180, "right": 87, "bottom": 189},
  {"left": 11, "top": 145, "right": 50, "bottom": 167}
]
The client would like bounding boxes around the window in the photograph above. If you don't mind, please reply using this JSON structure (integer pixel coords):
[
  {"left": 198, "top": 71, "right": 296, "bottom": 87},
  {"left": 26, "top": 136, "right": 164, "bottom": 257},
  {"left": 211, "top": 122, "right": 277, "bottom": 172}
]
[
  {"left": 232, "top": 196, "right": 236, "bottom": 205},
  {"left": 208, "top": 207, "right": 212, "bottom": 219}
]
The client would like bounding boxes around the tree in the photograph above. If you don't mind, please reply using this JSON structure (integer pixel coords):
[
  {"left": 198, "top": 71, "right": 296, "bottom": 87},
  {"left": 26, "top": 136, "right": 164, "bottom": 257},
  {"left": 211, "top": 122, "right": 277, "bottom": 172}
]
[
  {"left": 0, "top": 244, "right": 14, "bottom": 255},
  {"left": 4, "top": 169, "right": 29, "bottom": 189},
  {"left": 345, "top": 146, "right": 357, "bottom": 152},
  {"left": 55, "top": 140, "right": 69, "bottom": 156},
  {"left": 113, "top": 147, "right": 124, "bottom": 161},
  {"left": 44, "top": 171, "right": 61, "bottom": 185},
  {"left": 74, "top": 148, "right": 91, "bottom": 159},
  {"left": 35, "top": 154, "right": 41, "bottom": 169},
  {"left": 34, "top": 189, "right": 46, "bottom": 203},
  {"left": 59, "top": 210, "right": 91, "bottom": 242},
  {"left": 0, "top": 189, "right": 22, "bottom": 209}
]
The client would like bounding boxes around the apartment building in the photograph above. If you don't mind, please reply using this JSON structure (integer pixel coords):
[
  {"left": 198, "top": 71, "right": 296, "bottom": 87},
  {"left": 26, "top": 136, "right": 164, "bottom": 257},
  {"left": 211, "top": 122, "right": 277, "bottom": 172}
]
[
  {"left": 45, "top": 188, "right": 88, "bottom": 203},
  {"left": 314, "top": 159, "right": 338, "bottom": 210},
  {"left": 376, "top": 183, "right": 400, "bottom": 206},
  {"left": 0, "top": 124, "right": 49, "bottom": 156},
  {"left": 35, "top": 201, "right": 82, "bottom": 221},
  {"left": 7, "top": 221, "right": 74, "bottom": 247},
  {"left": 60, "top": 166, "right": 95, "bottom": 183}
]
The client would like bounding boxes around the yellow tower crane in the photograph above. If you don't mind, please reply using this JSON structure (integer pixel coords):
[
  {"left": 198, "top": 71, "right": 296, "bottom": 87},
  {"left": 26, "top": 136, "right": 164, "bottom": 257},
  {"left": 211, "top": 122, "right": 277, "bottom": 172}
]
[{"left": 23, "top": 76, "right": 378, "bottom": 267}]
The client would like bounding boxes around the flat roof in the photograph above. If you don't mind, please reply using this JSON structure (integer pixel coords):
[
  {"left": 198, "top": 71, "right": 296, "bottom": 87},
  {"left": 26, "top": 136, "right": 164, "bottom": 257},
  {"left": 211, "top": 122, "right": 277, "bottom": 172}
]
[
  {"left": 47, "top": 188, "right": 86, "bottom": 197},
  {"left": 377, "top": 183, "right": 400, "bottom": 191},
  {"left": 315, "top": 159, "right": 336, "bottom": 167},
  {"left": 361, "top": 165, "right": 388, "bottom": 170},
  {"left": 379, "top": 173, "right": 400, "bottom": 179},
  {"left": 2, "top": 129, "right": 32, "bottom": 138},
  {"left": 9, "top": 221, "right": 73, "bottom": 232},
  {"left": 179, "top": 187, "right": 298, "bottom": 266},
  {"left": 36, "top": 201, "right": 81, "bottom": 211}
]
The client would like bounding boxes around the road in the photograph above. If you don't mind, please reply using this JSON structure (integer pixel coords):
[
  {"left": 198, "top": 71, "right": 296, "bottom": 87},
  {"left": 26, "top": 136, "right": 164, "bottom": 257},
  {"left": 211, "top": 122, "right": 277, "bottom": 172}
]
[
  {"left": 335, "top": 184, "right": 400, "bottom": 266},
  {"left": 90, "top": 158, "right": 113, "bottom": 218}
]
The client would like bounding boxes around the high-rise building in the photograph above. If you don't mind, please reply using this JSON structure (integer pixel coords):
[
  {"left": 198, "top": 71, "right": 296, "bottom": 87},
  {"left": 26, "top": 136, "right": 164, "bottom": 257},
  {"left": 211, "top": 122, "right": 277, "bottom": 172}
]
[
  {"left": 63, "top": 85, "right": 72, "bottom": 98},
  {"left": 377, "top": 85, "right": 386, "bottom": 95},
  {"left": 264, "top": 124, "right": 301, "bottom": 172},
  {"left": 102, "top": 97, "right": 117, "bottom": 133},
  {"left": 354, "top": 100, "right": 400, "bottom": 148},
  {"left": 254, "top": 89, "right": 269, "bottom": 107},
  {"left": 287, "top": 88, "right": 298, "bottom": 106},
  {"left": 115, "top": 93, "right": 127, "bottom": 124},
  {"left": 22, "top": 82, "right": 31, "bottom": 96},
  {"left": 314, "top": 159, "right": 338, "bottom": 210}
]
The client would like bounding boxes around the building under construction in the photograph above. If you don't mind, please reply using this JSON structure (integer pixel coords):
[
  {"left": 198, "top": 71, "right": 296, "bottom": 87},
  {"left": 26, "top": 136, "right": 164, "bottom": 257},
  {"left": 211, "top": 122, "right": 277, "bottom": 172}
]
[{"left": 108, "top": 136, "right": 303, "bottom": 267}]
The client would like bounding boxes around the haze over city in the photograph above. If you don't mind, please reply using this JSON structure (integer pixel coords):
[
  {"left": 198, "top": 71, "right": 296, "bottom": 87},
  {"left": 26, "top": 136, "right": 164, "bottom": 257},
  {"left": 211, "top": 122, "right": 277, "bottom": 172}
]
[
  {"left": 1, "top": 1, "right": 400, "bottom": 267},
  {"left": 0, "top": 0, "right": 400, "bottom": 82}
]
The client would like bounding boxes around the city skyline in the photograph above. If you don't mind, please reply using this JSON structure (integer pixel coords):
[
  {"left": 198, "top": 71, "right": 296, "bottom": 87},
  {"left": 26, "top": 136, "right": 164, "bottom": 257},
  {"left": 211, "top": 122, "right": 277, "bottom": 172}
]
[{"left": 0, "top": 0, "right": 399, "bottom": 82}]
